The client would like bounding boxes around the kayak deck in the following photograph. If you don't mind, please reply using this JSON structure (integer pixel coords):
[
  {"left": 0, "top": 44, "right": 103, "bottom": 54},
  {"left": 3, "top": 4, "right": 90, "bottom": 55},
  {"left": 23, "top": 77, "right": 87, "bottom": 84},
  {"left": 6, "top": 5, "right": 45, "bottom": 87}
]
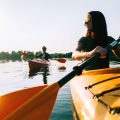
[{"left": 70, "top": 67, "right": 120, "bottom": 120}]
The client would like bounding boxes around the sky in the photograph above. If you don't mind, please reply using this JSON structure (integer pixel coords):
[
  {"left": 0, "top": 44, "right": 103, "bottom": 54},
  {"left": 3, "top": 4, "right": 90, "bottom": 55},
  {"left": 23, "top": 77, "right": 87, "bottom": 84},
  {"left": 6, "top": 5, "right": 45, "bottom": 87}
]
[{"left": 0, "top": 0, "right": 120, "bottom": 53}]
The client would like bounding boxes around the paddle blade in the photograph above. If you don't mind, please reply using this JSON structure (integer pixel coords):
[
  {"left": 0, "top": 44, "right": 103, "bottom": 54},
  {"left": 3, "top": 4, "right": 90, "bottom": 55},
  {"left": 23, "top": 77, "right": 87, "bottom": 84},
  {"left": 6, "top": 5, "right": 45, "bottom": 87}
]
[
  {"left": 21, "top": 52, "right": 28, "bottom": 56},
  {"left": 0, "top": 83, "right": 60, "bottom": 120},
  {"left": 56, "top": 58, "right": 66, "bottom": 63}
]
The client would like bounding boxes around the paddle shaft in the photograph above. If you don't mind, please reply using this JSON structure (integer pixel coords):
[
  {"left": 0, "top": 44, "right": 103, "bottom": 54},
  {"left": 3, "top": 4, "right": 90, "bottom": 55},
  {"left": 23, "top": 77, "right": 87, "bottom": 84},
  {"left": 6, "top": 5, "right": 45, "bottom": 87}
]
[{"left": 57, "top": 39, "right": 120, "bottom": 87}]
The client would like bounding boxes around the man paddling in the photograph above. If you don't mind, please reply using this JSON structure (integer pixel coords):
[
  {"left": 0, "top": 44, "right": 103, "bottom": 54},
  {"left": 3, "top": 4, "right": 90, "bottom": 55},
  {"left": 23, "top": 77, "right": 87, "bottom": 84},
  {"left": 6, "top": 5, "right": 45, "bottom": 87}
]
[{"left": 36, "top": 46, "right": 52, "bottom": 61}]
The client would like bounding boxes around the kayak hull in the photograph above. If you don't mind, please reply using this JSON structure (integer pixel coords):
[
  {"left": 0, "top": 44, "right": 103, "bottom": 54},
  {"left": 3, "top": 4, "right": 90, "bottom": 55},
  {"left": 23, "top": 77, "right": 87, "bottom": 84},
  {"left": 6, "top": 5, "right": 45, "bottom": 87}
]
[
  {"left": 28, "top": 59, "right": 49, "bottom": 71},
  {"left": 70, "top": 67, "right": 120, "bottom": 120}
]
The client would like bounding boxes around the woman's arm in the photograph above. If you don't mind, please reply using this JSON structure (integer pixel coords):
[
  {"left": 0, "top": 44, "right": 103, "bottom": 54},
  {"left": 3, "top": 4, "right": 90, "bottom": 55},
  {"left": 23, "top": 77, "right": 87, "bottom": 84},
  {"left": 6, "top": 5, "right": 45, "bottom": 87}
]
[
  {"left": 72, "top": 51, "right": 91, "bottom": 60},
  {"left": 72, "top": 46, "right": 107, "bottom": 60}
]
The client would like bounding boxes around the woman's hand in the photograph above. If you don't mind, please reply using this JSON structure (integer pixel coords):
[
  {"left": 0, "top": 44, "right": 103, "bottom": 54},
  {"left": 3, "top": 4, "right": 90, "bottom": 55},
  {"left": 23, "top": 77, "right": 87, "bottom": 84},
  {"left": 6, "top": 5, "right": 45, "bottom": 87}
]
[
  {"left": 90, "top": 46, "right": 107, "bottom": 58},
  {"left": 72, "top": 46, "right": 107, "bottom": 60}
]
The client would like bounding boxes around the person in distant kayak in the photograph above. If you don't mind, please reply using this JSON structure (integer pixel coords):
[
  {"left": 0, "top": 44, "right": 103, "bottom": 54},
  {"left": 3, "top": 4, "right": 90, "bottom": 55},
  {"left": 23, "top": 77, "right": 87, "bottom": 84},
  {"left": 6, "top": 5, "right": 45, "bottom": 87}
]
[
  {"left": 37, "top": 46, "right": 52, "bottom": 61},
  {"left": 41, "top": 46, "right": 52, "bottom": 61},
  {"left": 72, "top": 11, "right": 120, "bottom": 70}
]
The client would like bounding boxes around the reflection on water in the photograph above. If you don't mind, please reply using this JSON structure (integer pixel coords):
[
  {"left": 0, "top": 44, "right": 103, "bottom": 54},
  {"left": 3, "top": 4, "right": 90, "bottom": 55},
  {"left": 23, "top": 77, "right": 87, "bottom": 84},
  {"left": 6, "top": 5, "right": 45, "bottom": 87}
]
[
  {"left": 57, "top": 65, "right": 66, "bottom": 72},
  {"left": 29, "top": 66, "right": 50, "bottom": 84}
]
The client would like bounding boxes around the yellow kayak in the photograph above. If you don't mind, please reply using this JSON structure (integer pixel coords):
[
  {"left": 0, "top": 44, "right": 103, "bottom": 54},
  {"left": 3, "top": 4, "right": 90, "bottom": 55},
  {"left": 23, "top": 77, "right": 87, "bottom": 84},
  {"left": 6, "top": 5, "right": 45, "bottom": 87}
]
[{"left": 70, "top": 67, "right": 120, "bottom": 120}]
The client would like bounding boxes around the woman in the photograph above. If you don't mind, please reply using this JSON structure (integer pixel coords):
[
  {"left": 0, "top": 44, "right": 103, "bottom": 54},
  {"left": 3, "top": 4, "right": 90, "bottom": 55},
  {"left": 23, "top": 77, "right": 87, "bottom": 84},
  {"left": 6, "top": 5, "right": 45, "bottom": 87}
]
[{"left": 72, "top": 11, "right": 120, "bottom": 70}]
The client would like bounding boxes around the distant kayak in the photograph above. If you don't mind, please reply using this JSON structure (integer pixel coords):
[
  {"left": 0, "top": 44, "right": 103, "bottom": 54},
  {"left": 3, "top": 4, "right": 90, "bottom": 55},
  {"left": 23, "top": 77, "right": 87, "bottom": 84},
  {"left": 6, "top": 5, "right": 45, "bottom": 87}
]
[
  {"left": 70, "top": 67, "right": 120, "bottom": 120},
  {"left": 28, "top": 59, "right": 50, "bottom": 71}
]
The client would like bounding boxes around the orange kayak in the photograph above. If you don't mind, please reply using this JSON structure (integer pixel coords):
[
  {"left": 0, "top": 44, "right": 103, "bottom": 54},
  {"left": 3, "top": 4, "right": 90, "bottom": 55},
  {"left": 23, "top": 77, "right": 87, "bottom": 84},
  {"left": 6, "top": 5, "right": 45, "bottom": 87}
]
[
  {"left": 28, "top": 59, "right": 49, "bottom": 71},
  {"left": 70, "top": 67, "right": 120, "bottom": 120}
]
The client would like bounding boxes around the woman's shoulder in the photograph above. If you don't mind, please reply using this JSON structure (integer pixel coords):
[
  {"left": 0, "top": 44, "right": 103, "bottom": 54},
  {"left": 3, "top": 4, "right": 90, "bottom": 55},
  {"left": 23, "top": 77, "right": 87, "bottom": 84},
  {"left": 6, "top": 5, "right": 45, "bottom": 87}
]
[{"left": 78, "top": 36, "right": 91, "bottom": 43}]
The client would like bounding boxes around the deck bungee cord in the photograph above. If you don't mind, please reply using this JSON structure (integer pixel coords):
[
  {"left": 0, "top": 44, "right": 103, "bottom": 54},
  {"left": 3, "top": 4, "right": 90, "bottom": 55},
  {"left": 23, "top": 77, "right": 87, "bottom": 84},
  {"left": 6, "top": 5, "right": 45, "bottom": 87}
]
[
  {"left": 93, "top": 87, "right": 120, "bottom": 99},
  {"left": 87, "top": 88, "right": 120, "bottom": 115},
  {"left": 85, "top": 76, "right": 120, "bottom": 89}
]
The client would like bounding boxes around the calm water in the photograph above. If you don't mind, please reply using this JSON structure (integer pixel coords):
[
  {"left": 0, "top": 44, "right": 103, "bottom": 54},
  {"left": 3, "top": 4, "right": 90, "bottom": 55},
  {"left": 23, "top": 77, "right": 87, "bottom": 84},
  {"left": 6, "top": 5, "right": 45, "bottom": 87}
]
[
  {"left": 0, "top": 60, "right": 80, "bottom": 120},
  {"left": 0, "top": 60, "right": 120, "bottom": 120}
]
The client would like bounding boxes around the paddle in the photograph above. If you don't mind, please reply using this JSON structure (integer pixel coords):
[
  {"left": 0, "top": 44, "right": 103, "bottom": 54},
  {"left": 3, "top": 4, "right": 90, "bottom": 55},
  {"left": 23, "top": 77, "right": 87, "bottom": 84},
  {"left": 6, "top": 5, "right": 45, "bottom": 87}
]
[
  {"left": 57, "top": 39, "right": 120, "bottom": 87},
  {"left": 54, "top": 58, "right": 66, "bottom": 63},
  {"left": 20, "top": 51, "right": 28, "bottom": 56},
  {"left": 4, "top": 39, "right": 120, "bottom": 120}
]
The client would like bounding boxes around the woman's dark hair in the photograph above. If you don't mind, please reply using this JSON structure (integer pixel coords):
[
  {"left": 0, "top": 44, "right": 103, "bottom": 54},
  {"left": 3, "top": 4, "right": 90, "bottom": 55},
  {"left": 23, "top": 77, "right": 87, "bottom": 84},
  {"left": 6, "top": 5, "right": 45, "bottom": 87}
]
[{"left": 89, "top": 11, "right": 108, "bottom": 47}]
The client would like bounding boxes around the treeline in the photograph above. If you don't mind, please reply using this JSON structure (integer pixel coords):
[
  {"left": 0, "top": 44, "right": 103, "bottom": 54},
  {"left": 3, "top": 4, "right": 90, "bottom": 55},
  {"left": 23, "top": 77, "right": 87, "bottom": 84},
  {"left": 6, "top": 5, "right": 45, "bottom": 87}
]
[
  {"left": 0, "top": 50, "right": 119, "bottom": 62},
  {"left": 0, "top": 51, "right": 72, "bottom": 61}
]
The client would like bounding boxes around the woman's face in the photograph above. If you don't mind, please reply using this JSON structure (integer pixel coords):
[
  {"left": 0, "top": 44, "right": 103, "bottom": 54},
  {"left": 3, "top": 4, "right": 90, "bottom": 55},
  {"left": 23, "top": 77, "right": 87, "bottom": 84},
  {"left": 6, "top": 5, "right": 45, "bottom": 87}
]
[{"left": 85, "top": 14, "right": 92, "bottom": 31}]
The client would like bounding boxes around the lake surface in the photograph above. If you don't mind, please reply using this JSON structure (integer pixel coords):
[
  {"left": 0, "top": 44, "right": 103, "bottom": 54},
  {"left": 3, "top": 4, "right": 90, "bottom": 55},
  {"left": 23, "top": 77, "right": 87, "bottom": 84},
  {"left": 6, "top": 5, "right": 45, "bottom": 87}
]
[
  {"left": 0, "top": 60, "right": 80, "bottom": 120},
  {"left": 0, "top": 60, "right": 120, "bottom": 120}
]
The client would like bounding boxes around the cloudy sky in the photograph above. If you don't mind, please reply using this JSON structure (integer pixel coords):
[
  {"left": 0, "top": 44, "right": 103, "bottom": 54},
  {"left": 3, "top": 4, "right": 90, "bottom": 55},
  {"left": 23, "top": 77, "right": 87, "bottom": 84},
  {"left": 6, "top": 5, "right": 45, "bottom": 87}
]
[{"left": 0, "top": 0, "right": 119, "bottom": 53}]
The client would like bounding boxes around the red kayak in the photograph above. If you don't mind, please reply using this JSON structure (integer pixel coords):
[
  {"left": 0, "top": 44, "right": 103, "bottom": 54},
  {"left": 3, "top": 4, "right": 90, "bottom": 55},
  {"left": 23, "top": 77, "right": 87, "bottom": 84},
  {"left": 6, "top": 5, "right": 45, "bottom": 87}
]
[{"left": 28, "top": 59, "right": 50, "bottom": 71}]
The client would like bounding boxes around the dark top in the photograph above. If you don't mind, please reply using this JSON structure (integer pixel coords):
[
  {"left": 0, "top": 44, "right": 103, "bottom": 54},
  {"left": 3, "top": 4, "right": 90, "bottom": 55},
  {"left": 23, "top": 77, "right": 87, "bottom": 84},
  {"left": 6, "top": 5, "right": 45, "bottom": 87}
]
[
  {"left": 40, "top": 52, "right": 52, "bottom": 61},
  {"left": 36, "top": 52, "right": 52, "bottom": 61},
  {"left": 76, "top": 36, "right": 115, "bottom": 70}
]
